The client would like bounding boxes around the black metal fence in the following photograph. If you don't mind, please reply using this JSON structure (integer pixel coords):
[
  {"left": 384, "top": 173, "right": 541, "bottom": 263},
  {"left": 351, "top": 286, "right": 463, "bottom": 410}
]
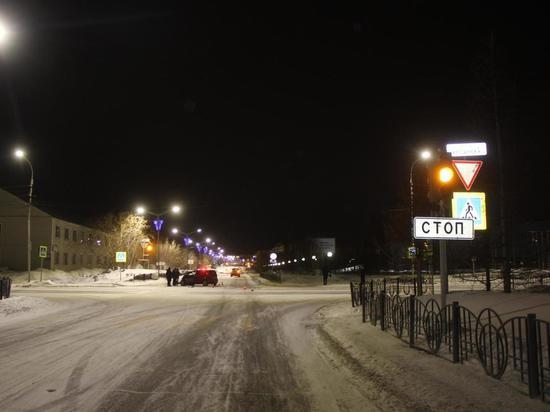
[
  {"left": 350, "top": 280, "right": 550, "bottom": 401},
  {"left": 0, "top": 277, "right": 12, "bottom": 300}
]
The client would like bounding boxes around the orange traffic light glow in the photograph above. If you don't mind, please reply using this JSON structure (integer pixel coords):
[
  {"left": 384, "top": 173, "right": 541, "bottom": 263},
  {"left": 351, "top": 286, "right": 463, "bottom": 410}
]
[
  {"left": 438, "top": 166, "right": 454, "bottom": 183},
  {"left": 146, "top": 245, "right": 153, "bottom": 252}
]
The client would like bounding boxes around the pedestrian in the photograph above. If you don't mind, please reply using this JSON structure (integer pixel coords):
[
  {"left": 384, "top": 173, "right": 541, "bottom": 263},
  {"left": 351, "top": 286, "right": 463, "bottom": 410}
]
[
  {"left": 172, "top": 268, "right": 180, "bottom": 286},
  {"left": 322, "top": 266, "right": 329, "bottom": 286},
  {"left": 166, "top": 267, "right": 172, "bottom": 287}
]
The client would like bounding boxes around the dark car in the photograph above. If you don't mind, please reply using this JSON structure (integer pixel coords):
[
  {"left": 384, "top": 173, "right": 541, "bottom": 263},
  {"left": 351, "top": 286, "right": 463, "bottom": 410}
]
[
  {"left": 180, "top": 269, "right": 218, "bottom": 286},
  {"left": 195, "top": 268, "right": 218, "bottom": 286},
  {"left": 179, "top": 270, "right": 196, "bottom": 287}
]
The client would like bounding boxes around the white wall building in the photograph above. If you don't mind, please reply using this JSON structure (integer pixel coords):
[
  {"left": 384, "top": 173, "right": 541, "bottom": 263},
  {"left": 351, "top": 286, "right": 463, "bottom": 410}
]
[{"left": 0, "top": 188, "right": 107, "bottom": 271}]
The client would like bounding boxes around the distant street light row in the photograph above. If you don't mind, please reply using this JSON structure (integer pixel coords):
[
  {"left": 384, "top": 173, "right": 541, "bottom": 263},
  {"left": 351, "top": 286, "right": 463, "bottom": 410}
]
[
  {"left": 135, "top": 205, "right": 227, "bottom": 264},
  {"left": 268, "top": 251, "right": 333, "bottom": 267}
]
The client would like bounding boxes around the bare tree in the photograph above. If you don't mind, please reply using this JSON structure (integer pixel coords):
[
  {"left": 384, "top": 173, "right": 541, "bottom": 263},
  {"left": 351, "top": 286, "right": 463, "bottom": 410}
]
[
  {"left": 158, "top": 240, "right": 198, "bottom": 269},
  {"left": 97, "top": 213, "right": 148, "bottom": 267}
]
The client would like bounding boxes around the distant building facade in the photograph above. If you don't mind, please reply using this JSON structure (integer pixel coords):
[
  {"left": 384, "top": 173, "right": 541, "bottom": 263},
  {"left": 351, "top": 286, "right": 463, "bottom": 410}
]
[{"left": 0, "top": 188, "right": 107, "bottom": 271}]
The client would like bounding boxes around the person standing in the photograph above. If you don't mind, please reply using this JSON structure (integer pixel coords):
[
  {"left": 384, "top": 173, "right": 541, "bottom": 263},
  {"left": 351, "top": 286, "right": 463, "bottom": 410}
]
[
  {"left": 166, "top": 267, "right": 173, "bottom": 287},
  {"left": 322, "top": 265, "right": 329, "bottom": 286},
  {"left": 172, "top": 268, "right": 180, "bottom": 286}
]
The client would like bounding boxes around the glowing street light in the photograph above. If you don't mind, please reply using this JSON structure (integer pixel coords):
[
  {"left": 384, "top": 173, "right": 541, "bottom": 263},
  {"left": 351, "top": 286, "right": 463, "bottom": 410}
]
[
  {"left": 136, "top": 206, "right": 146, "bottom": 215},
  {"left": 420, "top": 149, "right": 432, "bottom": 160},
  {"left": 171, "top": 205, "right": 181, "bottom": 214},
  {"left": 171, "top": 228, "right": 178, "bottom": 234},
  {"left": 327, "top": 252, "right": 333, "bottom": 258},
  {"left": 0, "top": 18, "right": 12, "bottom": 49},
  {"left": 205, "top": 237, "right": 212, "bottom": 244}
]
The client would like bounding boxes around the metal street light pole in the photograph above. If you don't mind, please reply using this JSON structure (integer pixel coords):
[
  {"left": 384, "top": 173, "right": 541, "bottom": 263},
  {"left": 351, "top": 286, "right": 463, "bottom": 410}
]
[
  {"left": 14, "top": 149, "right": 33, "bottom": 282},
  {"left": 409, "top": 150, "right": 431, "bottom": 295},
  {"left": 156, "top": 216, "right": 160, "bottom": 278},
  {"left": 136, "top": 205, "right": 181, "bottom": 279}
]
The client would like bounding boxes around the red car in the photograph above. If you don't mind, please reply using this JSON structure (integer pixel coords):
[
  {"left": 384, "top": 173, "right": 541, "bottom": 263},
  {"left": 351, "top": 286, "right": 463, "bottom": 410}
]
[{"left": 194, "top": 268, "right": 218, "bottom": 286}]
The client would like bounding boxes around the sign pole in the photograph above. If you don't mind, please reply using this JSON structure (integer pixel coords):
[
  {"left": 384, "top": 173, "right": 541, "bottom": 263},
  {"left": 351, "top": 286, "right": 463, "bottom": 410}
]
[
  {"left": 439, "top": 239, "right": 447, "bottom": 308},
  {"left": 40, "top": 257, "right": 43, "bottom": 282},
  {"left": 439, "top": 200, "right": 448, "bottom": 308}
]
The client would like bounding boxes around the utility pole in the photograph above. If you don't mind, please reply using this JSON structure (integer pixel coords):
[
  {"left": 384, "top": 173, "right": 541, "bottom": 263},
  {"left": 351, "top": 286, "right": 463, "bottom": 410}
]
[{"left": 491, "top": 31, "right": 511, "bottom": 293}]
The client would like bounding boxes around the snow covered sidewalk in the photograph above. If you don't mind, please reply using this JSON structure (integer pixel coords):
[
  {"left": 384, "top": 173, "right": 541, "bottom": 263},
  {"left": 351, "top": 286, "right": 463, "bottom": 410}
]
[
  {"left": 316, "top": 292, "right": 550, "bottom": 411},
  {"left": 4, "top": 268, "right": 164, "bottom": 287}
]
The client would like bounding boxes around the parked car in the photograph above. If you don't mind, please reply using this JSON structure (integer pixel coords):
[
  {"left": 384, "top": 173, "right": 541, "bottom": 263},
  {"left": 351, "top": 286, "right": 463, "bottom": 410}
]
[
  {"left": 179, "top": 270, "right": 196, "bottom": 287},
  {"left": 180, "top": 268, "right": 218, "bottom": 286},
  {"left": 230, "top": 268, "right": 241, "bottom": 277},
  {"left": 196, "top": 268, "right": 218, "bottom": 286}
]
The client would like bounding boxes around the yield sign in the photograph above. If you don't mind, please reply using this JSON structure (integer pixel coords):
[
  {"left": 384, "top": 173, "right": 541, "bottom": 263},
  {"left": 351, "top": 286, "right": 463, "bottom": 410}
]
[{"left": 452, "top": 160, "right": 483, "bottom": 191}]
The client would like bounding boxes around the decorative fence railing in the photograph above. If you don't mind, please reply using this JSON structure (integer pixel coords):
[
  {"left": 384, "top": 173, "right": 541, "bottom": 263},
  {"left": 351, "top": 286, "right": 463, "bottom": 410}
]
[
  {"left": 350, "top": 280, "right": 550, "bottom": 402},
  {"left": 0, "top": 277, "right": 12, "bottom": 300}
]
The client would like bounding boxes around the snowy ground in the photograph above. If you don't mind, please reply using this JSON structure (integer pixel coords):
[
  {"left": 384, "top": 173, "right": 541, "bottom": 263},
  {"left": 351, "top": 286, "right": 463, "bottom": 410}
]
[
  {"left": 317, "top": 298, "right": 550, "bottom": 411},
  {"left": 0, "top": 269, "right": 548, "bottom": 411}
]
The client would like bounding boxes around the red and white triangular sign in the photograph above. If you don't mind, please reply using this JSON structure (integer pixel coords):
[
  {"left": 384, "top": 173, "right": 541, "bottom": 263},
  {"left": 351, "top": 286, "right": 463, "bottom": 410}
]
[{"left": 452, "top": 160, "right": 483, "bottom": 191}]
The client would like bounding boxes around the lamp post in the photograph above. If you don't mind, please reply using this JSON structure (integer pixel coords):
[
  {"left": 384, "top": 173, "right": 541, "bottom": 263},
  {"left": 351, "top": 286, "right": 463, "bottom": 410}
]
[
  {"left": 136, "top": 204, "right": 181, "bottom": 278},
  {"left": 14, "top": 149, "right": 33, "bottom": 283},
  {"left": 409, "top": 149, "right": 431, "bottom": 294}
]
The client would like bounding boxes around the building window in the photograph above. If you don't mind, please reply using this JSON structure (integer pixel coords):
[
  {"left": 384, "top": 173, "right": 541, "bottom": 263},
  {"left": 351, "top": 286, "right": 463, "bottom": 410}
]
[
  {"left": 80, "top": 255, "right": 83, "bottom": 265},
  {"left": 87, "top": 255, "right": 92, "bottom": 265},
  {"left": 96, "top": 256, "right": 101, "bottom": 265},
  {"left": 55, "top": 226, "right": 61, "bottom": 238},
  {"left": 63, "top": 253, "right": 68, "bottom": 265},
  {"left": 64, "top": 229, "right": 69, "bottom": 240},
  {"left": 73, "top": 230, "right": 77, "bottom": 242},
  {"left": 103, "top": 256, "right": 107, "bottom": 265},
  {"left": 72, "top": 254, "right": 76, "bottom": 265},
  {"left": 55, "top": 252, "right": 59, "bottom": 265}
]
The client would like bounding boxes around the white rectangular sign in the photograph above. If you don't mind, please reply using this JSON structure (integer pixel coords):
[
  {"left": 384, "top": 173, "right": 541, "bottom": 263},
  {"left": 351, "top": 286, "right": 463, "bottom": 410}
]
[
  {"left": 446, "top": 142, "right": 487, "bottom": 157},
  {"left": 414, "top": 217, "right": 475, "bottom": 240}
]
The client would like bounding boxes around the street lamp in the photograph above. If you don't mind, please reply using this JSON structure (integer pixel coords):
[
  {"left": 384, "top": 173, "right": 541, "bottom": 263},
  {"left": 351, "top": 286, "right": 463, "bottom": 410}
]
[
  {"left": 135, "top": 204, "right": 181, "bottom": 278},
  {"left": 14, "top": 148, "right": 33, "bottom": 282},
  {"left": 171, "top": 228, "right": 178, "bottom": 234},
  {"left": 409, "top": 149, "right": 432, "bottom": 280},
  {"left": 0, "top": 18, "right": 12, "bottom": 50}
]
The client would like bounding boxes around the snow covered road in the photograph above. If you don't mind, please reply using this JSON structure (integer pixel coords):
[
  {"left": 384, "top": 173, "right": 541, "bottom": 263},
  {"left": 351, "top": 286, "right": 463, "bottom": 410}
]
[
  {"left": 0, "top": 274, "right": 356, "bottom": 411},
  {"left": 2, "top": 272, "right": 543, "bottom": 411}
]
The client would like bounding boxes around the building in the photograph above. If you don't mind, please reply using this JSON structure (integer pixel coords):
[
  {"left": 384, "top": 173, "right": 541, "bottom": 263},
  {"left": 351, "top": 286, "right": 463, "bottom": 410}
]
[{"left": 0, "top": 188, "right": 107, "bottom": 271}]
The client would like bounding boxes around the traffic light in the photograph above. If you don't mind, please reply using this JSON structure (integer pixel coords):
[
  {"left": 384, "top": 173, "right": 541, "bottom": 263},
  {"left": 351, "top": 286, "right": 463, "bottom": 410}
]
[{"left": 427, "top": 155, "right": 456, "bottom": 204}]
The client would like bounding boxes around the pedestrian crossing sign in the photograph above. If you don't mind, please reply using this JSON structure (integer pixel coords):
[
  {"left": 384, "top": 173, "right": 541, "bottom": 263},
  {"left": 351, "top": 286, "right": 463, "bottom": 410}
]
[
  {"left": 452, "top": 192, "right": 487, "bottom": 231},
  {"left": 115, "top": 251, "right": 127, "bottom": 263}
]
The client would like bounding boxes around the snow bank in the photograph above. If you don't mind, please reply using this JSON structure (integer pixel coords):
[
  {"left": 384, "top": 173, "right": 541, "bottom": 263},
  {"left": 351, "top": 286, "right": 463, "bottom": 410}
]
[
  {"left": 316, "top": 301, "right": 549, "bottom": 411},
  {"left": 0, "top": 296, "right": 60, "bottom": 323},
  {"left": 4, "top": 268, "right": 164, "bottom": 287}
]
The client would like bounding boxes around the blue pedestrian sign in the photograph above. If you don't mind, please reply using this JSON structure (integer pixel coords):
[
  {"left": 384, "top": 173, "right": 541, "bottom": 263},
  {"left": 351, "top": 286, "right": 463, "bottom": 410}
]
[{"left": 452, "top": 192, "right": 487, "bottom": 231}]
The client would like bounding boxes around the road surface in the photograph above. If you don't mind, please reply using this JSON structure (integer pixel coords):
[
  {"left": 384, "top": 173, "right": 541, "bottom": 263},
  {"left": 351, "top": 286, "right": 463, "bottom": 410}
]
[{"left": 0, "top": 269, "right": 369, "bottom": 411}]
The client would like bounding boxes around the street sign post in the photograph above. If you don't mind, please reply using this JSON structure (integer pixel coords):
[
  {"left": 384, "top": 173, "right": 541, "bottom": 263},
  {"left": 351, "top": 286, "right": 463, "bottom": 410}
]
[
  {"left": 39, "top": 246, "right": 48, "bottom": 282},
  {"left": 446, "top": 142, "right": 487, "bottom": 157},
  {"left": 115, "top": 251, "right": 127, "bottom": 281},
  {"left": 452, "top": 192, "right": 487, "bottom": 230},
  {"left": 452, "top": 160, "right": 483, "bottom": 191},
  {"left": 414, "top": 217, "right": 475, "bottom": 240}
]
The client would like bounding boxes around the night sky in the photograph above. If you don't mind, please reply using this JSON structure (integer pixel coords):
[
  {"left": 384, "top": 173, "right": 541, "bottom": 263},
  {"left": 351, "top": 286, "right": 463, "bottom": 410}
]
[{"left": 0, "top": 1, "right": 549, "bottom": 254}]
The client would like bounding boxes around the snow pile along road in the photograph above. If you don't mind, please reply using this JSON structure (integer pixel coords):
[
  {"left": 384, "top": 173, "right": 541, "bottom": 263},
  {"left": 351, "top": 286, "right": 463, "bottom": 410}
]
[{"left": 0, "top": 296, "right": 60, "bottom": 321}]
